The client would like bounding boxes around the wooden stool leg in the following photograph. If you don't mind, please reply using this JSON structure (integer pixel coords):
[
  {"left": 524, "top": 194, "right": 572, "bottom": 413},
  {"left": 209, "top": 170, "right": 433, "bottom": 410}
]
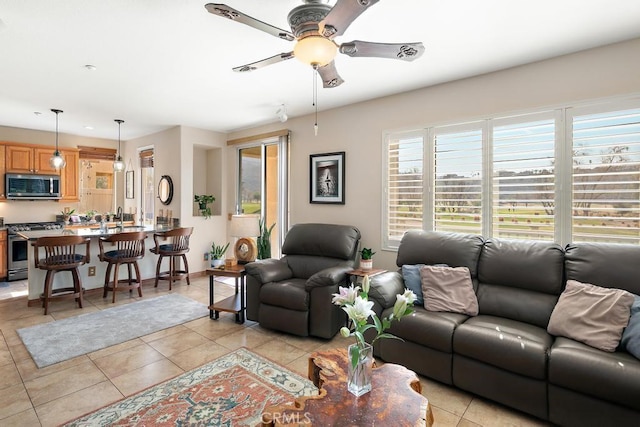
[
  {"left": 112, "top": 262, "right": 120, "bottom": 303},
  {"left": 182, "top": 254, "right": 190, "bottom": 286},
  {"left": 103, "top": 263, "right": 113, "bottom": 298},
  {"left": 71, "top": 268, "right": 83, "bottom": 309},
  {"left": 133, "top": 261, "right": 143, "bottom": 297},
  {"left": 43, "top": 270, "right": 55, "bottom": 315},
  {"left": 155, "top": 255, "right": 162, "bottom": 288},
  {"left": 127, "top": 263, "right": 133, "bottom": 294}
]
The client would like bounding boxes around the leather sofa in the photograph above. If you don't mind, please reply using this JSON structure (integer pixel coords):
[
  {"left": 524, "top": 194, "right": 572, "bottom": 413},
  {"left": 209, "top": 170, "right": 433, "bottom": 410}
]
[
  {"left": 244, "top": 223, "right": 361, "bottom": 339},
  {"left": 368, "top": 230, "right": 640, "bottom": 426}
]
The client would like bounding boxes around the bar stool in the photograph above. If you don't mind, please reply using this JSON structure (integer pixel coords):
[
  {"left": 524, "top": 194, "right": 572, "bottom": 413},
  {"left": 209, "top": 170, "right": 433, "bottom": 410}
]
[
  {"left": 32, "top": 235, "right": 90, "bottom": 315},
  {"left": 150, "top": 227, "right": 193, "bottom": 290},
  {"left": 98, "top": 231, "right": 146, "bottom": 303}
]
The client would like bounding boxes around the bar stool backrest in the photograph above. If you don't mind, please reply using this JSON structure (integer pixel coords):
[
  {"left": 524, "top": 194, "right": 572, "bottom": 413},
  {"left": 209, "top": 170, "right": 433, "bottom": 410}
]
[
  {"left": 33, "top": 235, "right": 90, "bottom": 269},
  {"left": 154, "top": 227, "right": 193, "bottom": 253},
  {"left": 99, "top": 231, "right": 147, "bottom": 261}
]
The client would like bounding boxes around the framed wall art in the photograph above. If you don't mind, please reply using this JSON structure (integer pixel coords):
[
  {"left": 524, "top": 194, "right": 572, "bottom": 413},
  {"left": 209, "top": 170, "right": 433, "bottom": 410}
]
[
  {"left": 310, "top": 151, "right": 345, "bottom": 204},
  {"left": 125, "top": 170, "right": 134, "bottom": 199}
]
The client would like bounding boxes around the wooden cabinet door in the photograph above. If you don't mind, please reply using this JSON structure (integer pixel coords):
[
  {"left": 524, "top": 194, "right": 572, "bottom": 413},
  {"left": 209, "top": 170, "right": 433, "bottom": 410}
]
[
  {"left": 0, "top": 145, "right": 5, "bottom": 200},
  {"left": 6, "top": 145, "right": 34, "bottom": 173},
  {"left": 0, "top": 230, "right": 7, "bottom": 280},
  {"left": 61, "top": 150, "right": 79, "bottom": 201},
  {"left": 34, "top": 147, "right": 58, "bottom": 174}
]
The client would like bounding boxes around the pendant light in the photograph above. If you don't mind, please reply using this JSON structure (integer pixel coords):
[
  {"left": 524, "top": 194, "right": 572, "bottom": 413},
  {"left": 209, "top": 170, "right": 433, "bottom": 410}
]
[
  {"left": 113, "top": 119, "right": 125, "bottom": 172},
  {"left": 49, "top": 109, "right": 66, "bottom": 170}
]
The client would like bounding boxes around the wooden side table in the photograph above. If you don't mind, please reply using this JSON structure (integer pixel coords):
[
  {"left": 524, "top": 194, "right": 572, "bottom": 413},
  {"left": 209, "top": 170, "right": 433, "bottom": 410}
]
[
  {"left": 347, "top": 268, "right": 388, "bottom": 285},
  {"left": 206, "top": 265, "right": 246, "bottom": 324},
  {"left": 261, "top": 348, "right": 434, "bottom": 426}
]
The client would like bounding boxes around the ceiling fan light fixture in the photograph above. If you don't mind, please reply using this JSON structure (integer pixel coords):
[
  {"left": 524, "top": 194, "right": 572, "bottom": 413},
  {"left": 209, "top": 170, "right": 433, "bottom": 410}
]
[{"left": 293, "top": 35, "right": 337, "bottom": 67}]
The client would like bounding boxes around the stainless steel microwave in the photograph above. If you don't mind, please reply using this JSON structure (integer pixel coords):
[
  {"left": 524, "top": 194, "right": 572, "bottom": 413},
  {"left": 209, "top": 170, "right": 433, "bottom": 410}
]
[{"left": 5, "top": 173, "right": 61, "bottom": 199}]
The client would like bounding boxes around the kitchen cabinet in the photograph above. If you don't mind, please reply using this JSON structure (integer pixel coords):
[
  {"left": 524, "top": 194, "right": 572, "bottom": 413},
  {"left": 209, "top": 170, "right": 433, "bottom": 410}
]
[
  {"left": 0, "top": 145, "right": 5, "bottom": 200},
  {"left": 60, "top": 149, "right": 79, "bottom": 201},
  {"left": 0, "top": 230, "right": 6, "bottom": 280},
  {"left": 6, "top": 145, "right": 58, "bottom": 174}
]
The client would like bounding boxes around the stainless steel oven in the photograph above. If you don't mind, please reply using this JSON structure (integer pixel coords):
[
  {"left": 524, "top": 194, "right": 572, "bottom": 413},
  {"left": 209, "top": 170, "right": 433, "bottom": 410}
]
[{"left": 6, "top": 222, "right": 64, "bottom": 281}]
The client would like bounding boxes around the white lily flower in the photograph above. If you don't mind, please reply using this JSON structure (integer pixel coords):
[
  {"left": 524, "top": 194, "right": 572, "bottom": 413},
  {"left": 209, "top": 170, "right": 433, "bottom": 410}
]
[
  {"left": 362, "top": 275, "right": 370, "bottom": 293},
  {"left": 332, "top": 285, "right": 360, "bottom": 306},
  {"left": 392, "top": 294, "right": 409, "bottom": 320},
  {"left": 343, "top": 296, "right": 375, "bottom": 323}
]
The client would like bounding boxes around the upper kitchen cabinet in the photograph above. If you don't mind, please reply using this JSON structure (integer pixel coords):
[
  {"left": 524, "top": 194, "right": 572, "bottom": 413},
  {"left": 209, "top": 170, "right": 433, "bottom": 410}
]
[
  {"left": 0, "top": 145, "right": 5, "bottom": 201},
  {"left": 6, "top": 145, "right": 57, "bottom": 174},
  {"left": 61, "top": 149, "right": 79, "bottom": 201}
]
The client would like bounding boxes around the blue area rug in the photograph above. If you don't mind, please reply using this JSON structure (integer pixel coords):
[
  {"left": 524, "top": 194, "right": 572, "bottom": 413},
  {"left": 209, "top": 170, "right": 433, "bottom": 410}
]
[{"left": 17, "top": 294, "right": 208, "bottom": 368}]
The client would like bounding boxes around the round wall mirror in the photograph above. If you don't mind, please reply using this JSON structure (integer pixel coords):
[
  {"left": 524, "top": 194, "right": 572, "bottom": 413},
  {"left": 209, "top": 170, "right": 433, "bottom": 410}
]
[{"left": 158, "top": 175, "right": 173, "bottom": 205}]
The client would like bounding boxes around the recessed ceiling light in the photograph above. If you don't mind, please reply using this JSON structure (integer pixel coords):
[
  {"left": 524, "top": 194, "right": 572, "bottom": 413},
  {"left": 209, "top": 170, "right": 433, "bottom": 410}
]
[
  {"left": 84, "top": 64, "right": 97, "bottom": 71},
  {"left": 84, "top": 125, "right": 94, "bottom": 130},
  {"left": 34, "top": 111, "right": 42, "bottom": 116}
]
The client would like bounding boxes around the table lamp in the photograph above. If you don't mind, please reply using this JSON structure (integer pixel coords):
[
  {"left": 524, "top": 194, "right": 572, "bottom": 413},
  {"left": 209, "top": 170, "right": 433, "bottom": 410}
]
[{"left": 230, "top": 214, "right": 260, "bottom": 264}]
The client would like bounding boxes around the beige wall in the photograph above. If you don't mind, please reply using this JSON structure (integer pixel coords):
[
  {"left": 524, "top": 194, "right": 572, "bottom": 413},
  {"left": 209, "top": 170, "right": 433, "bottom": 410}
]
[{"left": 228, "top": 38, "right": 640, "bottom": 271}]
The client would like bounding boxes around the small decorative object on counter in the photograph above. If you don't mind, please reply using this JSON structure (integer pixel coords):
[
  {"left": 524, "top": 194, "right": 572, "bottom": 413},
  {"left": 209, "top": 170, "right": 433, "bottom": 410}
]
[
  {"left": 359, "top": 247, "right": 375, "bottom": 271},
  {"left": 332, "top": 275, "right": 416, "bottom": 396}
]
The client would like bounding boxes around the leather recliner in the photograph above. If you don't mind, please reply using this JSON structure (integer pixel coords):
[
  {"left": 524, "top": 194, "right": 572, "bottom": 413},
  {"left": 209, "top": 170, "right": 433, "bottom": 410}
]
[{"left": 244, "top": 223, "right": 361, "bottom": 339}]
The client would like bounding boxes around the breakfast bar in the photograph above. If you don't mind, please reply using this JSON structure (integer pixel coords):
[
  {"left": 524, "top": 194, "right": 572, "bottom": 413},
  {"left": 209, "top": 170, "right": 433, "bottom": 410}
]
[{"left": 21, "top": 224, "right": 173, "bottom": 302}]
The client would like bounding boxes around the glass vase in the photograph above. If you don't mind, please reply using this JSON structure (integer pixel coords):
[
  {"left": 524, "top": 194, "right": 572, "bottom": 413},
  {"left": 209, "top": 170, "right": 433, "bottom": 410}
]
[{"left": 347, "top": 342, "right": 373, "bottom": 396}]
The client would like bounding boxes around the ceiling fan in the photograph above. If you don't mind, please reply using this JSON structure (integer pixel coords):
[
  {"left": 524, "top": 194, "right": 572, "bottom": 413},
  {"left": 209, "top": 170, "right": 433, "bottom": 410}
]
[{"left": 205, "top": 0, "right": 425, "bottom": 88}]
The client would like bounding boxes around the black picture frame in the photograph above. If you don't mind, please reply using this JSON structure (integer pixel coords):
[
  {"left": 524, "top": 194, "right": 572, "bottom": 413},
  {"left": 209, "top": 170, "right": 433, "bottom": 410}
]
[
  {"left": 310, "top": 151, "right": 345, "bottom": 204},
  {"left": 125, "top": 170, "right": 134, "bottom": 199}
]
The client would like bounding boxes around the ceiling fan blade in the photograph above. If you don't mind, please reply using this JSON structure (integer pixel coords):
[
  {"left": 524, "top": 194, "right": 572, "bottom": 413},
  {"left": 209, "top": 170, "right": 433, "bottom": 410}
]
[
  {"left": 339, "top": 40, "right": 425, "bottom": 61},
  {"left": 205, "top": 3, "right": 294, "bottom": 42},
  {"left": 320, "top": 0, "right": 380, "bottom": 38},
  {"left": 232, "top": 52, "right": 295, "bottom": 72},
  {"left": 316, "top": 61, "right": 344, "bottom": 88}
]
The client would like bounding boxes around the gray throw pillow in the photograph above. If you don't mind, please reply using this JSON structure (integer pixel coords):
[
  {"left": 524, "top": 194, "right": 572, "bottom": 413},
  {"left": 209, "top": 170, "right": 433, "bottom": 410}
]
[
  {"left": 402, "top": 264, "right": 425, "bottom": 305},
  {"left": 620, "top": 295, "right": 640, "bottom": 359},
  {"left": 420, "top": 265, "right": 478, "bottom": 316},
  {"left": 547, "top": 280, "right": 634, "bottom": 352}
]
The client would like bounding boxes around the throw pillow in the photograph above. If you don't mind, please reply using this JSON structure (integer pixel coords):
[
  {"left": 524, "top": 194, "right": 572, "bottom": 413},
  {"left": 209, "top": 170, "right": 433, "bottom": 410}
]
[
  {"left": 421, "top": 265, "right": 478, "bottom": 316},
  {"left": 620, "top": 295, "right": 640, "bottom": 359},
  {"left": 402, "top": 263, "right": 448, "bottom": 305},
  {"left": 547, "top": 280, "right": 634, "bottom": 352},
  {"left": 402, "top": 264, "right": 425, "bottom": 305}
]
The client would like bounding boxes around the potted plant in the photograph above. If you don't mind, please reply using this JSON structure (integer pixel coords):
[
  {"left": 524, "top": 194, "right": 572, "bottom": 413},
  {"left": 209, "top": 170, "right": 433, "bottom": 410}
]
[
  {"left": 210, "top": 241, "right": 229, "bottom": 268},
  {"left": 257, "top": 217, "right": 276, "bottom": 259},
  {"left": 60, "top": 209, "right": 75, "bottom": 223},
  {"left": 359, "top": 247, "right": 376, "bottom": 271},
  {"left": 194, "top": 194, "right": 215, "bottom": 219}
]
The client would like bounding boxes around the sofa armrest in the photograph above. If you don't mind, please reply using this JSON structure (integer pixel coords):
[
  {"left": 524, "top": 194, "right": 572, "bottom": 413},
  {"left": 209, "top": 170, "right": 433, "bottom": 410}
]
[
  {"left": 244, "top": 259, "right": 293, "bottom": 284},
  {"left": 368, "top": 271, "right": 405, "bottom": 309},
  {"left": 305, "top": 266, "right": 351, "bottom": 290}
]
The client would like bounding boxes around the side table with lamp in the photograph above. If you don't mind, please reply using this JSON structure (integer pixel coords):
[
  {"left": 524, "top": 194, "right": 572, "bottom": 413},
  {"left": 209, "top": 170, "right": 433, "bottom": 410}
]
[{"left": 207, "top": 214, "right": 260, "bottom": 324}]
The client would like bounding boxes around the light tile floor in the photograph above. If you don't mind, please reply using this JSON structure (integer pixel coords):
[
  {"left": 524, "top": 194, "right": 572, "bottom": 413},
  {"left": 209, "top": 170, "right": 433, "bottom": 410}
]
[{"left": 0, "top": 276, "right": 550, "bottom": 427}]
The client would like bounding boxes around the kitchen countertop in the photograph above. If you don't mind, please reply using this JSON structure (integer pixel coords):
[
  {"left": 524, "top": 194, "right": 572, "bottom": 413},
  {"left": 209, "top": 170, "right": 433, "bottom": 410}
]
[{"left": 17, "top": 224, "right": 172, "bottom": 240}]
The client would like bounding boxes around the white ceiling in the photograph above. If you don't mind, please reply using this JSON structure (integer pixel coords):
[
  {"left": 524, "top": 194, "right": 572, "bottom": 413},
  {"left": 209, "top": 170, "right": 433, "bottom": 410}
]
[{"left": 1, "top": 0, "right": 640, "bottom": 140}]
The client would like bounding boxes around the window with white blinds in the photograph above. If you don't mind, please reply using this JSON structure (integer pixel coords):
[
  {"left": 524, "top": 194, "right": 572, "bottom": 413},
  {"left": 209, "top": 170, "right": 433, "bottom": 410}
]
[
  {"left": 433, "top": 127, "right": 483, "bottom": 234},
  {"left": 571, "top": 107, "right": 640, "bottom": 243},
  {"left": 383, "top": 98, "right": 640, "bottom": 250},
  {"left": 492, "top": 116, "right": 556, "bottom": 240},
  {"left": 384, "top": 133, "right": 424, "bottom": 248}
]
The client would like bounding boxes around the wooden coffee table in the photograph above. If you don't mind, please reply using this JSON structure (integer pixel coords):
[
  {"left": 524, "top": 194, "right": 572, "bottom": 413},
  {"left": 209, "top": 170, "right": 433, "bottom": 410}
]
[{"left": 261, "top": 348, "right": 434, "bottom": 426}]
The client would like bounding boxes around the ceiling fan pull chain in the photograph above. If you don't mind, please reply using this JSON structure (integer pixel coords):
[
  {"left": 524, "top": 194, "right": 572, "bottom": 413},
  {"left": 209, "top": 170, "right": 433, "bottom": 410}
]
[{"left": 313, "top": 64, "right": 319, "bottom": 136}]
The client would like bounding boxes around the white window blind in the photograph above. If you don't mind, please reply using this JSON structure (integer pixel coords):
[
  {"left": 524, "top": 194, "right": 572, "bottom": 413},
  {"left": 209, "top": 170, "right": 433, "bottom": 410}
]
[
  {"left": 571, "top": 107, "right": 640, "bottom": 243},
  {"left": 385, "top": 133, "right": 424, "bottom": 247},
  {"left": 492, "top": 117, "right": 556, "bottom": 240},
  {"left": 433, "top": 127, "right": 482, "bottom": 234}
]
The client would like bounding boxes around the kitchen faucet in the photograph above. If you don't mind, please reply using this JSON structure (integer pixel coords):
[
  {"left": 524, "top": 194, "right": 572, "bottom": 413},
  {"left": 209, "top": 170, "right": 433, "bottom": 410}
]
[{"left": 116, "top": 206, "right": 123, "bottom": 226}]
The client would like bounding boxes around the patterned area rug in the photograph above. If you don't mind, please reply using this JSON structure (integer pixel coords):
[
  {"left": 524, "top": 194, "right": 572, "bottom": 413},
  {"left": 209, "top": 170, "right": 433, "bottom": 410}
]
[
  {"left": 63, "top": 348, "right": 318, "bottom": 426},
  {"left": 17, "top": 294, "right": 208, "bottom": 368}
]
